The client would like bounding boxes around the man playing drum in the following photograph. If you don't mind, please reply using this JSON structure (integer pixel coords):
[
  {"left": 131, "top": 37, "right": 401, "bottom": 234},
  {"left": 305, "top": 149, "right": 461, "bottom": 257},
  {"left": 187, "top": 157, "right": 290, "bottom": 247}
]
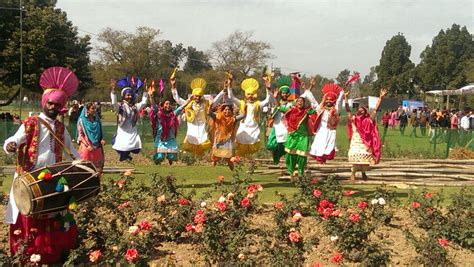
[{"left": 3, "top": 67, "right": 80, "bottom": 264}]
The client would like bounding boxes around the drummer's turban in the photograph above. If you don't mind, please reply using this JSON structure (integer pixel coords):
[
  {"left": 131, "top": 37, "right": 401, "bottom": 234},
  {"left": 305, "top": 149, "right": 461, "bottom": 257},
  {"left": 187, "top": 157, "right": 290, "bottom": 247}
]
[{"left": 39, "top": 67, "right": 79, "bottom": 108}]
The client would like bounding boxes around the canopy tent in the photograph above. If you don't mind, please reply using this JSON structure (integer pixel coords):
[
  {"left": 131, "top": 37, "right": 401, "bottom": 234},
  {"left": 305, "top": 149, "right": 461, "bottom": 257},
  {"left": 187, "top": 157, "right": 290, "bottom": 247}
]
[
  {"left": 426, "top": 84, "right": 474, "bottom": 96},
  {"left": 425, "top": 84, "right": 474, "bottom": 109}
]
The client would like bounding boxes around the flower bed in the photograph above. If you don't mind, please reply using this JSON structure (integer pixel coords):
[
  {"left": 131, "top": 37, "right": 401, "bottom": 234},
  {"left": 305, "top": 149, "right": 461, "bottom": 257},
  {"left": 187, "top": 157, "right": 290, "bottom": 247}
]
[{"left": 0, "top": 162, "right": 472, "bottom": 265}]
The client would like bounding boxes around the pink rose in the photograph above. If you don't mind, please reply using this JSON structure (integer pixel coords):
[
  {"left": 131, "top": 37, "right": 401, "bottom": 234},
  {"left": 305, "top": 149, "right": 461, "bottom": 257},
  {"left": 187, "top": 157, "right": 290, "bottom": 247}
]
[
  {"left": 194, "top": 210, "right": 206, "bottom": 224},
  {"left": 139, "top": 220, "right": 152, "bottom": 231},
  {"left": 288, "top": 230, "right": 301, "bottom": 243},
  {"left": 216, "top": 201, "right": 227, "bottom": 212},
  {"left": 411, "top": 201, "right": 421, "bottom": 209},
  {"left": 116, "top": 179, "right": 126, "bottom": 189},
  {"left": 438, "top": 239, "right": 449, "bottom": 247},
  {"left": 194, "top": 223, "right": 204, "bottom": 233},
  {"left": 349, "top": 213, "right": 360, "bottom": 222},
  {"left": 313, "top": 189, "right": 322, "bottom": 198},
  {"left": 178, "top": 198, "right": 190, "bottom": 206},
  {"left": 344, "top": 190, "right": 356, "bottom": 197},
  {"left": 274, "top": 202, "right": 283, "bottom": 209},
  {"left": 424, "top": 192, "right": 433, "bottom": 199},
  {"left": 185, "top": 223, "right": 194, "bottom": 232},
  {"left": 89, "top": 250, "right": 102, "bottom": 263}
]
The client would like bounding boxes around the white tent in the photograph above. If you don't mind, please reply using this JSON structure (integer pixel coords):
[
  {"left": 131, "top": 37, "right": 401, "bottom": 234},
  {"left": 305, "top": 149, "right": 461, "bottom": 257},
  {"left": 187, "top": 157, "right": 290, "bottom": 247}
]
[
  {"left": 425, "top": 84, "right": 474, "bottom": 109},
  {"left": 426, "top": 84, "right": 474, "bottom": 96}
]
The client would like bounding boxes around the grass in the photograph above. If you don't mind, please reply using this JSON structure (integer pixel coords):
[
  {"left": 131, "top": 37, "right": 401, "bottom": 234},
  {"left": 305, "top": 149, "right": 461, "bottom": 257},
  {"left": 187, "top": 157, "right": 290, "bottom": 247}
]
[{"left": 0, "top": 109, "right": 471, "bottom": 206}]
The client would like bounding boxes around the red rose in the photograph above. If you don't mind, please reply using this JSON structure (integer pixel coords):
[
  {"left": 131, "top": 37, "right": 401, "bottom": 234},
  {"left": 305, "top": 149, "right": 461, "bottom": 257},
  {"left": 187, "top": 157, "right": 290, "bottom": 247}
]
[
  {"left": 185, "top": 223, "right": 194, "bottom": 232},
  {"left": 288, "top": 230, "right": 301, "bottom": 243},
  {"left": 349, "top": 213, "right": 360, "bottom": 222},
  {"left": 139, "top": 220, "right": 152, "bottom": 231},
  {"left": 313, "top": 189, "right": 322, "bottom": 198},
  {"left": 89, "top": 250, "right": 102, "bottom": 263},
  {"left": 216, "top": 201, "right": 227, "bottom": 212},
  {"left": 438, "top": 239, "right": 449, "bottom": 247},
  {"left": 344, "top": 190, "right": 356, "bottom": 197},
  {"left": 124, "top": 248, "right": 138, "bottom": 262},
  {"left": 274, "top": 202, "right": 283, "bottom": 209},
  {"left": 330, "top": 252, "right": 343, "bottom": 264},
  {"left": 247, "top": 185, "right": 258, "bottom": 194},
  {"left": 178, "top": 199, "right": 190, "bottom": 206},
  {"left": 357, "top": 201, "right": 368, "bottom": 210},
  {"left": 241, "top": 197, "right": 250, "bottom": 208},
  {"left": 424, "top": 192, "right": 433, "bottom": 199},
  {"left": 319, "top": 199, "right": 334, "bottom": 209},
  {"left": 411, "top": 201, "right": 421, "bottom": 209}
]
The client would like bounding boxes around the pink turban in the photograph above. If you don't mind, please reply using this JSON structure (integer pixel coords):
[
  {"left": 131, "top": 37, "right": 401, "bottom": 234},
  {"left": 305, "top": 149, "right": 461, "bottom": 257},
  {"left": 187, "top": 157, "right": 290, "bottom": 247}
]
[{"left": 39, "top": 67, "right": 79, "bottom": 108}]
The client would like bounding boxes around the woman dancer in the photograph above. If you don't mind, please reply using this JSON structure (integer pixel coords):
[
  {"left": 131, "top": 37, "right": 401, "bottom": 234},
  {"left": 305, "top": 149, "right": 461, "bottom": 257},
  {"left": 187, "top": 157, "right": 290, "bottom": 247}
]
[{"left": 76, "top": 102, "right": 105, "bottom": 172}]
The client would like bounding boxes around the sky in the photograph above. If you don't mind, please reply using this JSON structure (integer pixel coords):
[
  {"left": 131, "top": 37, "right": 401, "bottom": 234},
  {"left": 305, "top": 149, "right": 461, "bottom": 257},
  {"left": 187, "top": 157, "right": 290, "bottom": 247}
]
[{"left": 57, "top": 0, "right": 473, "bottom": 79}]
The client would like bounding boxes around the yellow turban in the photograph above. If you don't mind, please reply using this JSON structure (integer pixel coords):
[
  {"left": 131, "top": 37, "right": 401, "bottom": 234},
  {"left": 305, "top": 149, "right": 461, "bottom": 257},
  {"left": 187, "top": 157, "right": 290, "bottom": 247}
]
[
  {"left": 191, "top": 78, "right": 206, "bottom": 96},
  {"left": 241, "top": 78, "right": 259, "bottom": 98}
]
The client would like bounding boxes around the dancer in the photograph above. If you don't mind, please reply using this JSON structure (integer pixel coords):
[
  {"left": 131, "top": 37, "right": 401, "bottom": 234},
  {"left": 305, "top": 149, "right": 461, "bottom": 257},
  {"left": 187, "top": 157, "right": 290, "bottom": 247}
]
[
  {"left": 279, "top": 97, "right": 316, "bottom": 178},
  {"left": 3, "top": 67, "right": 80, "bottom": 264},
  {"left": 309, "top": 83, "right": 344, "bottom": 164},
  {"left": 228, "top": 77, "right": 273, "bottom": 156},
  {"left": 266, "top": 75, "right": 293, "bottom": 164},
  {"left": 208, "top": 101, "right": 246, "bottom": 170},
  {"left": 110, "top": 77, "right": 154, "bottom": 161},
  {"left": 76, "top": 102, "right": 105, "bottom": 173},
  {"left": 149, "top": 98, "right": 191, "bottom": 165},
  {"left": 345, "top": 88, "right": 387, "bottom": 180}
]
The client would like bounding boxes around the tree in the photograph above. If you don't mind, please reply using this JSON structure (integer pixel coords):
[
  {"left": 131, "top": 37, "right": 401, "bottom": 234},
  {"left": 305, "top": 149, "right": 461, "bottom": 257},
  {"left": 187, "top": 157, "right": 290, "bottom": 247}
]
[
  {"left": 183, "top": 46, "right": 212, "bottom": 74},
  {"left": 416, "top": 24, "right": 473, "bottom": 91},
  {"left": 0, "top": 1, "right": 92, "bottom": 103},
  {"left": 210, "top": 30, "right": 274, "bottom": 79},
  {"left": 335, "top": 69, "right": 351, "bottom": 85},
  {"left": 375, "top": 33, "right": 415, "bottom": 96}
]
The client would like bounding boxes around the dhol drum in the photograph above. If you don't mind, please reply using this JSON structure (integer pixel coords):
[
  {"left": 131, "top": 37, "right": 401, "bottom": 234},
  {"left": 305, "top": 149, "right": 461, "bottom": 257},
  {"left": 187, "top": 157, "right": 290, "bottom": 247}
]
[{"left": 13, "top": 160, "right": 100, "bottom": 216}]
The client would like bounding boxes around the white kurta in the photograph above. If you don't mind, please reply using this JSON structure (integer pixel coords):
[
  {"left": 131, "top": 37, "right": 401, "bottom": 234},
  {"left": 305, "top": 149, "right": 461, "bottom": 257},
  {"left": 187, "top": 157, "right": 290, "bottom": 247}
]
[
  {"left": 272, "top": 101, "right": 293, "bottom": 143},
  {"left": 185, "top": 102, "right": 209, "bottom": 145},
  {"left": 3, "top": 113, "right": 79, "bottom": 224},
  {"left": 227, "top": 88, "right": 272, "bottom": 145},
  {"left": 170, "top": 88, "right": 226, "bottom": 145},
  {"left": 111, "top": 92, "right": 148, "bottom": 151},
  {"left": 309, "top": 91, "right": 343, "bottom": 157}
]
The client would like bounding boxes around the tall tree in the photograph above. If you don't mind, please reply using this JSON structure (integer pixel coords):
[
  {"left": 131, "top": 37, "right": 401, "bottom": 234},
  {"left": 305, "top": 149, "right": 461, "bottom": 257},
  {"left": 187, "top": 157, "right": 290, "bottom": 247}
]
[
  {"left": 183, "top": 46, "right": 212, "bottom": 74},
  {"left": 335, "top": 69, "right": 351, "bottom": 85},
  {"left": 0, "top": 0, "right": 92, "bottom": 103},
  {"left": 416, "top": 24, "right": 473, "bottom": 91},
  {"left": 210, "top": 30, "right": 274, "bottom": 79},
  {"left": 375, "top": 33, "right": 415, "bottom": 96}
]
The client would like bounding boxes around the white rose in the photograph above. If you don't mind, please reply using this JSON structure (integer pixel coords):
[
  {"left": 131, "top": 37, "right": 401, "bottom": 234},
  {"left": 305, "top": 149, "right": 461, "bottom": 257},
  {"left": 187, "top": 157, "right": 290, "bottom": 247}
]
[
  {"left": 238, "top": 253, "right": 246, "bottom": 260},
  {"left": 200, "top": 201, "right": 207, "bottom": 207},
  {"left": 330, "top": 235, "right": 339, "bottom": 242},
  {"left": 30, "top": 254, "right": 41, "bottom": 263},
  {"left": 378, "top": 197, "right": 386, "bottom": 205},
  {"left": 292, "top": 212, "right": 303, "bottom": 222},
  {"left": 128, "top": 225, "right": 139, "bottom": 235},
  {"left": 370, "top": 199, "right": 378, "bottom": 205},
  {"left": 218, "top": 196, "right": 226, "bottom": 203},
  {"left": 227, "top": 192, "right": 234, "bottom": 199}
]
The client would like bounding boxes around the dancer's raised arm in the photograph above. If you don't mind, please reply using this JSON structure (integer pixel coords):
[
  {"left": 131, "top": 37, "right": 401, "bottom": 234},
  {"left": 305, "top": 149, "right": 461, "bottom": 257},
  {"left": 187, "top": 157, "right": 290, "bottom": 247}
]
[
  {"left": 371, "top": 88, "right": 387, "bottom": 121},
  {"left": 170, "top": 78, "right": 186, "bottom": 105}
]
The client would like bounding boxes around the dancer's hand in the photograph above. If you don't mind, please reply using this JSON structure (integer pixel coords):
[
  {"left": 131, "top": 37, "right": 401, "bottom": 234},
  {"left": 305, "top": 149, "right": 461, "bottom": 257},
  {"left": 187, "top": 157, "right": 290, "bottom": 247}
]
[
  {"left": 344, "top": 90, "right": 351, "bottom": 99},
  {"left": 379, "top": 88, "right": 388, "bottom": 98},
  {"left": 263, "top": 76, "right": 271, "bottom": 89},
  {"left": 6, "top": 142, "right": 17, "bottom": 153},
  {"left": 147, "top": 84, "right": 155, "bottom": 96},
  {"left": 101, "top": 140, "right": 106, "bottom": 145},
  {"left": 310, "top": 77, "right": 317, "bottom": 88},
  {"left": 170, "top": 78, "right": 176, "bottom": 89}
]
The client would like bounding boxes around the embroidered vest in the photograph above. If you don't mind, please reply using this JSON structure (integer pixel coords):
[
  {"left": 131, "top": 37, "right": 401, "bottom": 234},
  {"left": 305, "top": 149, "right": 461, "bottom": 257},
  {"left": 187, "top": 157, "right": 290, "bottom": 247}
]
[{"left": 17, "top": 116, "right": 65, "bottom": 173}]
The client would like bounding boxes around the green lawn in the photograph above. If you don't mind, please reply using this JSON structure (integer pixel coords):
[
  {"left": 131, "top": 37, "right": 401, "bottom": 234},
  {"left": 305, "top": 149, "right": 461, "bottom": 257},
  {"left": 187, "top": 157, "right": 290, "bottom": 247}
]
[{"left": 0, "top": 109, "right": 471, "bottom": 206}]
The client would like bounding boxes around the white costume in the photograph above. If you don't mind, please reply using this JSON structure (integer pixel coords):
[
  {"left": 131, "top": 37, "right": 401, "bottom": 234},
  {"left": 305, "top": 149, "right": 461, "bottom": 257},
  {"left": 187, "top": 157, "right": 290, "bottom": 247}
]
[
  {"left": 110, "top": 92, "right": 148, "bottom": 152},
  {"left": 309, "top": 91, "right": 344, "bottom": 160}
]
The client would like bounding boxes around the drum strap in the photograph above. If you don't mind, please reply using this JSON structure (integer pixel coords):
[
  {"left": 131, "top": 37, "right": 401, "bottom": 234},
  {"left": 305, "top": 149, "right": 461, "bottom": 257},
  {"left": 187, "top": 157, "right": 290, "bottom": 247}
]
[{"left": 37, "top": 117, "right": 76, "bottom": 160}]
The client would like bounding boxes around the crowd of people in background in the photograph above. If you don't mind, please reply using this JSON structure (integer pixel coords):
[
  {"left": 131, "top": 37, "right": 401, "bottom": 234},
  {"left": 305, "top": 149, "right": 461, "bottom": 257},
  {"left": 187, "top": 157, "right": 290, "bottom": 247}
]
[
  {"left": 381, "top": 106, "right": 474, "bottom": 144},
  {"left": 0, "top": 112, "right": 20, "bottom": 122}
]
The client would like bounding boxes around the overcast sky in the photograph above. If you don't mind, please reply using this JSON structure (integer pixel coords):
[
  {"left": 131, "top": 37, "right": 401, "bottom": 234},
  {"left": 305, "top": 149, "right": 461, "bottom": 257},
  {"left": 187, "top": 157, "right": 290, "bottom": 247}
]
[{"left": 57, "top": 0, "right": 473, "bottom": 79}]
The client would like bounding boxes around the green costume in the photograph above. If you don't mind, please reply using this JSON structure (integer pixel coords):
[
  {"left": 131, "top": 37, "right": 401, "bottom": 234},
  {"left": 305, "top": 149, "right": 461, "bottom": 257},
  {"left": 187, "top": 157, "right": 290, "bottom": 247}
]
[{"left": 278, "top": 105, "right": 315, "bottom": 176}]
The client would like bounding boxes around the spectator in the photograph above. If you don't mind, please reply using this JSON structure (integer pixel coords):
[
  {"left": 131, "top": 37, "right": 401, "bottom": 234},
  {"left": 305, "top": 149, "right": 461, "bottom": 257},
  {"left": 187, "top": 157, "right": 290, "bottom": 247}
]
[
  {"left": 398, "top": 110, "right": 408, "bottom": 136},
  {"left": 409, "top": 109, "right": 419, "bottom": 138},
  {"left": 419, "top": 109, "right": 428, "bottom": 136}
]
